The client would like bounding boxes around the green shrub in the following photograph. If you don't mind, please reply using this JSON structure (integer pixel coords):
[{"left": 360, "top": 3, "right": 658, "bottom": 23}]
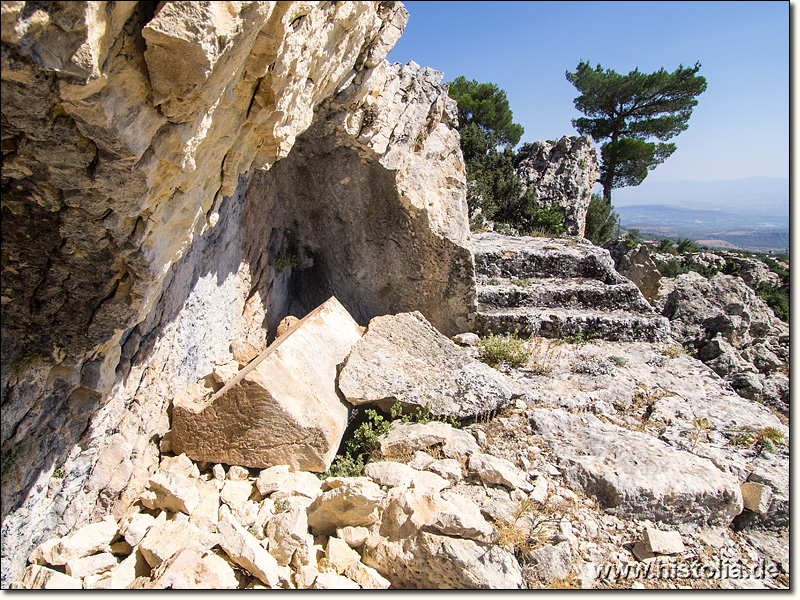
[
  {"left": 477, "top": 330, "right": 531, "bottom": 368},
  {"left": 756, "top": 282, "right": 789, "bottom": 323},
  {"left": 722, "top": 259, "right": 740, "bottom": 277},
  {"left": 657, "top": 238, "right": 677, "bottom": 254},
  {"left": 274, "top": 250, "right": 299, "bottom": 272},
  {"left": 676, "top": 238, "right": 701, "bottom": 254},
  {"left": 584, "top": 193, "right": 618, "bottom": 245}
]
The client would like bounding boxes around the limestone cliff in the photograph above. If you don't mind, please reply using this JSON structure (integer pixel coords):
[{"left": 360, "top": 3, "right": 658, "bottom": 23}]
[{"left": 1, "top": 1, "right": 474, "bottom": 582}]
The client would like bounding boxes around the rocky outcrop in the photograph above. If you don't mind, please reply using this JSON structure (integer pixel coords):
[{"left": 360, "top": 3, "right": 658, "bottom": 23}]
[
  {"left": 659, "top": 272, "right": 788, "bottom": 412},
  {"left": 528, "top": 408, "right": 744, "bottom": 525},
  {"left": 472, "top": 232, "right": 670, "bottom": 341},
  {"left": 514, "top": 135, "right": 598, "bottom": 237},
  {"left": 604, "top": 241, "right": 663, "bottom": 304},
  {"left": 339, "top": 311, "right": 519, "bottom": 418},
  {"left": 2, "top": 1, "right": 479, "bottom": 584}
]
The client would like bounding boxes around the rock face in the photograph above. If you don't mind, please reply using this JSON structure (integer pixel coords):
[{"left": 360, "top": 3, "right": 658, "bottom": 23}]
[
  {"left": 172, "top": 297, "right": 362, "bottom": 471},
  {"left": 604, "top": 241, "right": 662, "bottom": 304},
  {"left": 659, "top": 272, "right": 788, "bottom": 412},
  {"left": 472, "top": 233, "right": 670, "bottom": 341},
  {"left": 1, "top": 1, "right": 477, "bottom": 583},
  {"left": 528, "top": 408, "right": 744, "bottom": 525},
  {"left": 338, "top": 311, "right": 519, "bottom": 418},
  {"left": 514, "top": 135, "right": 598, "bottom": 237}
]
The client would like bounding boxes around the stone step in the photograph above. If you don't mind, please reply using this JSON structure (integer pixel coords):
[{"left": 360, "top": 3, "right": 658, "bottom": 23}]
[
  {"left": 470, "top": 232, "right": 624, "bottom": 284},
  {"left": 476, "top": 307, "right": 670, "bottom": 342},
  {"left": 477, "top": 278, "right": 653, "bottom": 314}
]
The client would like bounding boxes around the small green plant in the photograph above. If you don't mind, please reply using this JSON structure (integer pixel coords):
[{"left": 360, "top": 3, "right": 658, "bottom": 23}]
[
  {"left": 392, "top": 401, "right": 460, "bottom": 428},
  {"left": 477, "top": 330, "right": 531, "bottom": 369},
  {"left": 609, "top": 356, "right": 626, "bottom": 367},
  {"left": 511, "top": 277, "right": 532, "bottom": 286},
  {"left": 1, "top": 444, "right": 22, "bottom": 477},
  {"left": 10, "top": 350, "right": 48, "bottom": 378},
  {"left": 690, "top": 417, "right": 714, "bottom": 451},
  {"left": 661, "top": 344, "right": 686, "bottom": 358},
  {"left": 555, "top": 331, "right": 594, "bottom": 345},
  {"left": 487, "top": 278, "right": 503, "bottom": 286},
  {"left": 320, "top": 453, "right": 366, "bottom": 479},
  {"left": 727, "top": 426, "right": 785, "bottom": 455},
  {"left": 52, "top": 467, "right": 66, "bottom": 479},
  {"left": 274, "top": 499, "right": 291, "bottom": 513},
  {"left": 274, "top": 250, "right": 299, "bottom": 272}
]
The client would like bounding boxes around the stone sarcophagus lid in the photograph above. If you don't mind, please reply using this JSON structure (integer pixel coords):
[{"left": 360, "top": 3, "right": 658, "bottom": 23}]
[{"left": 171, "top": 297, "right": 363, "bottom": 471}]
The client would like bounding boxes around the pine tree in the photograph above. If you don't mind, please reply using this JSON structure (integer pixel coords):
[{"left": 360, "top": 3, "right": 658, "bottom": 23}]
[{"left": 566, "top": 61, "right": 707, "bottom": 203}]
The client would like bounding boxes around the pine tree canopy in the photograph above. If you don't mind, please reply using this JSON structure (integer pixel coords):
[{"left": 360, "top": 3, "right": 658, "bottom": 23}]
[
  {"left": 566, "top": 61, "right": 707, "bottom": 202},
  {"left": 448, "top": 76, "right": 524, "bottom": 149}
]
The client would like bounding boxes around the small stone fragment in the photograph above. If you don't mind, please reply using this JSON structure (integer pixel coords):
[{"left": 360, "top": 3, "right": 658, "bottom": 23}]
[
  {"left": 217, "top": 505, "right": 281, "bottom": 587},
  {"left": 65, "top": 552, "right": 118, "bottom": 579},
  {"left": 33, "top": 516, "right": 118, "bottom": 565},
  {"left": 312, "top": 572, "right": 360, "bottom": 589},
  {"left": 256, "top": 465, "right": 290, "bottom": 495},
  {"left": 740, "top": 482, "right": 772, "bottom": 514},
  {"left": 276, "top": 315, "right": 300, "bottom": 338},
  {"left": 642, "top": 527, "right": 685, "bottom": 555},
  {"left": 632, "top": 541, "right": 657, "bottom": 563},
  {"left": 266, "top": 506, "right": 309, "bottom": 566},
  {"left": 227, "top": 465, "right": 250, "bottom": 481},
  {"left": 220, "top": 479, "right": 255, "bottom": 509},
  {"left": 344, "top": 561, "right": 391, "bottom": 589},
  {"left": 14, "top": 565, "right": 83, "bottom": 589},
  {"left": 231, "top": 338, "right": 260, "bottom": 365},
  {"left": 325, "top": 537, "right": 361, "bottom": 574},
  {"left": 147, "top": 470, "right": 200, "bottom": 514},
  {"left": 337, "top": 526, "right": 370, "bottom": 548},
  {"left": 139, "top": 519, "right": 217, "bottom": 568},
  {"left": 469, "top": 452, "right": 533, "bottom": 491}
]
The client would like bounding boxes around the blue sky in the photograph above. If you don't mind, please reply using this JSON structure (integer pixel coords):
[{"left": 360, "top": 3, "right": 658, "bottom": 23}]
[{"left": 386, "top": 1, "right": 789, "bottom": 197}]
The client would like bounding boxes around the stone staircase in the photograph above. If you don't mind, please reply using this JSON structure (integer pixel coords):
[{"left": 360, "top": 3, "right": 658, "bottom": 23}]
[{"left": 470, "top": 232, "right": 670, "bottom": 342}]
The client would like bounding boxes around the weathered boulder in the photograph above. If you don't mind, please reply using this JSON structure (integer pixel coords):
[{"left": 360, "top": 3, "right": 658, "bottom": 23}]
[
  {"left": 523, "top": 542, "right": 572, "bottom": 586},
  {"left": 375, "top": 421, "right": 481, "bottom": 460},
  {"left": 362, "top": 531, "right": 524, "bottom": 589},
  {"left": 30, "top": 516, "right": 118, "bottom": 566},
  {"left": 138, "top": 547, "right": 241, "bottom": 590},
  {"left": 528, "top": 408, "right": 744, "bottom": 524},
  {"left": 339, "top": 311, "right": 518, "bottom": 419},
  {"left": 468, "top": 452, "right": 533, "bottom": 492},
  {"left": 171, "top": 297, "right": 363, "bottom": 471},
  {"left": 514, "top": 135, "right": 598, "bottom": 237},
  {"left": 138, "top": 519, "right": 217, "bottom": 569},
  {"left": 307, "top": 478, "right": 385, "bottom": 537}
]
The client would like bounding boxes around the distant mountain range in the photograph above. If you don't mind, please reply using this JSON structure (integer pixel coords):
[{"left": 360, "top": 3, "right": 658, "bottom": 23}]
[{"left": 610, "top": 177, "right": 789, "bottom": 251}]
